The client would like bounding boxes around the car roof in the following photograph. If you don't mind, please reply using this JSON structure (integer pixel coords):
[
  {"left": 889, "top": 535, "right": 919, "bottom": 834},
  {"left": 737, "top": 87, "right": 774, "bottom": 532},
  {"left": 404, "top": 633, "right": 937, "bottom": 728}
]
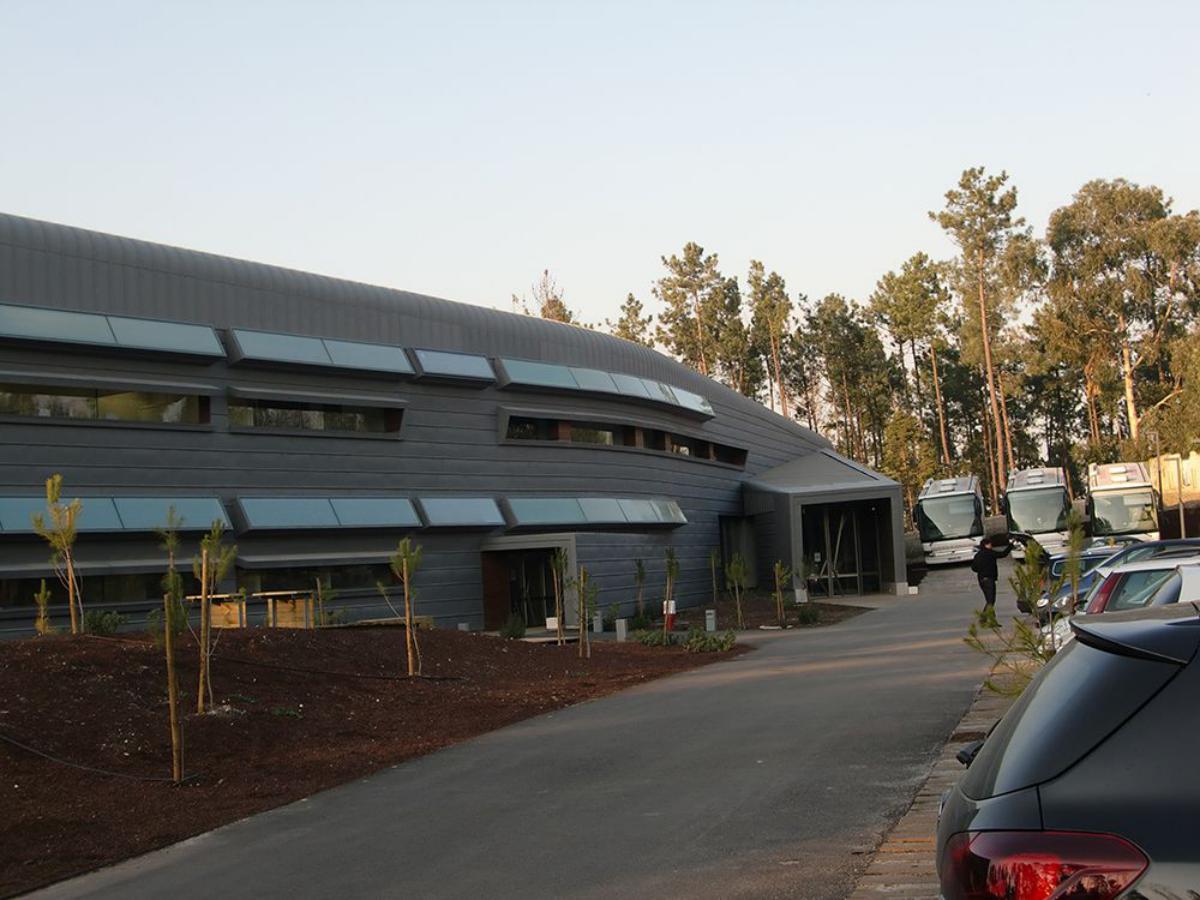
[{"left": 1110, "top": 554, "right": 1200, "bottom": 575}]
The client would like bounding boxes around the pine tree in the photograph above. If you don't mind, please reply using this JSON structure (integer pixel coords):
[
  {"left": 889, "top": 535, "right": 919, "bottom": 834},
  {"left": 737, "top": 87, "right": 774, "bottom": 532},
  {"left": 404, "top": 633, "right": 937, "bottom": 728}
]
[
  {"left": 748, "top": 260, "right": 793, "bottom": 417},
  {"left": 606, "top": 293, "right": 654, "bottom": 346},
  {"left": 653, "top": 242, "right": 725, "bottom": 376}
]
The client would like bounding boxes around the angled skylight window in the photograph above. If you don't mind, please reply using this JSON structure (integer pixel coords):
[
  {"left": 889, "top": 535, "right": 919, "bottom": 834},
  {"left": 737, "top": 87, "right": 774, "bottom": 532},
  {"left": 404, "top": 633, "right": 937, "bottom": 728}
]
[
  {"left": 329, "top": 498, "right": 420, "bottom": 528},
  {"left": 113, "top": 497, "right": 229, "bottom": 531},
  {"left": 231, "top": 330, "right": 333, "bottom": 366},
  {"left": 650, "top": 499, "right": 688, "bottom": 524},
  {"left": 672, "top": 387, "right": 715, "bottom": 416},
  {"left": 238, "top": 497, "right": 341, "bottom": 530},
  {"left": 0, "top": 496, "right": 123, "bottom": 532},
  {"left": 642, "top": 380, "right": 679, "bottom": 405},
  {"left": 617, "top": 498, "right": 661, "bottom": 524},
  {"left": 107, "top": 316, "right": 224, "bottom": 356},
  {"left": 569, "top": 367, "right": 620, "bottom": 393},
  {"left": 579, "top": 497, "right": 627, "bottom": 523},
  {"left": 413, "top": 349, "right": 495, "bottom": 381},
  {"left": 611, "top": 373, "right": 652, "bottom": 399},
  {"left": 419, "top": 497, "right": 505, "bottom": 527},
  {"left": 502, "top": 359, "right": 580, "bottom": 390},
  {"left": 508, "top": 497, "right": 587, "bottom": 526},
  {"left": 0, "top": 304, "right": 117, "bottom": 346},
  {"left": 323, "top": 339, "right": 413, "bottom": 374}
]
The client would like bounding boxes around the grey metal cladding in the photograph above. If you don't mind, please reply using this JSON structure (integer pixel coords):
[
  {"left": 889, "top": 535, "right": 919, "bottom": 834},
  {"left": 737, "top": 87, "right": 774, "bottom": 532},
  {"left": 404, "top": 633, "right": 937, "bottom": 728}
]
[{"left": 0, "top": 211, "right": 878, "bottom": 626}]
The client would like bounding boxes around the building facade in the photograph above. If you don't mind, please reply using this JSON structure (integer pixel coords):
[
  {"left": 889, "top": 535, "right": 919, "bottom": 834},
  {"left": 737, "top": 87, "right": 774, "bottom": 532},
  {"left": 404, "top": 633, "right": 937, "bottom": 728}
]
[{"left": 0, "top": 213, "right": 905, "bottom": 636}]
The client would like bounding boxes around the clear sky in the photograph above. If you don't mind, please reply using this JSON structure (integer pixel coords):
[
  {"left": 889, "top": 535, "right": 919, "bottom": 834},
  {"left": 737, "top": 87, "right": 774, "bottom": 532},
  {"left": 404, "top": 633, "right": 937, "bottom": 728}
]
[{"left": 2, "top": 1, "right": 1197, "bottom": 324}]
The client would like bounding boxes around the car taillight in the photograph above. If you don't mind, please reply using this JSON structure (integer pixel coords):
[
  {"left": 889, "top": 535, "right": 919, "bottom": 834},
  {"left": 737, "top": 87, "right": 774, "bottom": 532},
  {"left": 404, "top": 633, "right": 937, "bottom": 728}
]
[
  {"left": 941, "top": 831, "right": 1147, "bottom": 900},
  {"left": 1086, "top": 574, "right": 1119, "bottom": 614}
]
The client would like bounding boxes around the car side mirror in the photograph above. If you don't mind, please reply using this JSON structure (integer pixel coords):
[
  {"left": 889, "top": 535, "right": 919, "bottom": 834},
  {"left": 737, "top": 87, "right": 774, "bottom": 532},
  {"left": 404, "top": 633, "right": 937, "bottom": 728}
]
[{"left": 956, "top": 739, "right": 985, "bottom": 768}]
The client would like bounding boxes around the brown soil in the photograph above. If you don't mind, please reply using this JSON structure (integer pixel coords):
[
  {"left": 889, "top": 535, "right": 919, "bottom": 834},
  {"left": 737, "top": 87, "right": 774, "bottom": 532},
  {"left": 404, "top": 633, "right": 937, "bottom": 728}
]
[
  {"left": 0, "top": 627, "right": 745, "bottom": 897},
  {"left": 675, "top": 590, "right": 871, "bottom": 631}
]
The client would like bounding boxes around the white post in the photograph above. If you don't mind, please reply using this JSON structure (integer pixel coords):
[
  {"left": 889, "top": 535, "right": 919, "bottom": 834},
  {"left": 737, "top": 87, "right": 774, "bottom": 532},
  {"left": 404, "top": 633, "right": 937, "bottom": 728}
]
[
  {"left": 705, "top": 609, "right": 716, "bottom": 632},
  {"left": 615, "top": 618, "right": 628, "bottom": 642}
]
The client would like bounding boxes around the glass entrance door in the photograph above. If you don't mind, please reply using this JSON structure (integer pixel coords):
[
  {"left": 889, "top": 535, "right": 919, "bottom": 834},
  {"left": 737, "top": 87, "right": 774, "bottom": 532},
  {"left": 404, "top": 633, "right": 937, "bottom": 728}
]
[{"left": 800, "top": 501, "right": 883, "bottom": 597}]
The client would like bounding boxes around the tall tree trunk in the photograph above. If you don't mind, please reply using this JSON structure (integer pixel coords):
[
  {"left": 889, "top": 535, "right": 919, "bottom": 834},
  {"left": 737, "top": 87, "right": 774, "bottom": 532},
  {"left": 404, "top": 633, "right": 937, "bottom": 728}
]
[
  {"left": 66, "top": 554, "right": 79, "bottom": 635},
  {"left": 977, "top": 251, "right": 1007, "bottom": 490},
  {"left": 841, "top": 376, "right": 855, "bottom": 457},
  {"left": 692, "top": 293, "right": 709, "bottom": 376},
  {"left": 929, "top": 343, "right": 951, "bottom": 466},
  {"left": 163, "top": 593, "right": 182, "bottom": 784},
  {"left": 997, "top": 368, "right": 1016, "bottom": 476},
  {"left": 771, "top": 334, "right": 789, "bottom": 418},
  {"left": 1084, "top": 366, "right": 1101, "bottom": 446},
  {"left": 1118, "top": 312, "right": 1139, "bottom": 441},
  {"left": 196, "top": 548, "right": 209, "bottom": 715},
  {"left": 981, "top": 380, "right": 1000, "bottom": 511},
  {"left": 911, "top": 339, "right": 923, "bottom": 413}
]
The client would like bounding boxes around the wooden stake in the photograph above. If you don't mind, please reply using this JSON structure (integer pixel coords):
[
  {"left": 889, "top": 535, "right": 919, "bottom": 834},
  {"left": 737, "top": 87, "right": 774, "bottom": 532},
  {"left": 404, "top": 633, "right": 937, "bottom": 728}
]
[{"left": 164, "top": 594, "right": 182, "bottom": 784}]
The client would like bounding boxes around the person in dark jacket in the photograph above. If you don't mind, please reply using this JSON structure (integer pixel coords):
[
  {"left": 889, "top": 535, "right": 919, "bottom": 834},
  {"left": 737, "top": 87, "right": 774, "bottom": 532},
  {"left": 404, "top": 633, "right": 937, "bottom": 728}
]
[{"left": 971, "top": 536, "right": 1011, "bottom": 616}]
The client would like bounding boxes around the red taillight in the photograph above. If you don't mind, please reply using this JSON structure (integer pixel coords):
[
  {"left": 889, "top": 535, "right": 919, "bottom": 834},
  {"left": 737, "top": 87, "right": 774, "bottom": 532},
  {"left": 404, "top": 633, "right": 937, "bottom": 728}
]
[
  {"left": 1086, "top": 574, "right": 1120, "bottom": 614},
  {"left": 941, "top": 831, "right": 1147, "bottom": 900}
]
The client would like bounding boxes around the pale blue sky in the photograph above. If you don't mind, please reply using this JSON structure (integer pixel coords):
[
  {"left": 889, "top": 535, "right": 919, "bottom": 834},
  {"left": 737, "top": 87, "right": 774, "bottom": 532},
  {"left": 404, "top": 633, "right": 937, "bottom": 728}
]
[{"left": 2, "top": 1, "right": 1197, "bottom": 324}]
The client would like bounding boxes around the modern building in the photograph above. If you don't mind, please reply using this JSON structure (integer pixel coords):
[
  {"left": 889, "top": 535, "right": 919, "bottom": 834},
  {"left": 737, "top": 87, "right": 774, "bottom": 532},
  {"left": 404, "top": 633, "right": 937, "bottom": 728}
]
[{"left": 0, "top": 213, "right": 906, "bottom": 635}]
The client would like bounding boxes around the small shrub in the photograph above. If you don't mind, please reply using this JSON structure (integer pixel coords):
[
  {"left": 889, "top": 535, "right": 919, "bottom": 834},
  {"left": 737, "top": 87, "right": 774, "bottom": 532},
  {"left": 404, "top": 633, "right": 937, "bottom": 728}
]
[
  {"left": 270, "top": 706, "right": 302, "bottom": 719},
  {"left": 499, "top": 612, "right": 527, "bottom": 640},
  {"left": 602, "top": 601, "right": 621, "bottom": 631},
  {"left": 84, "top": 609, "right": 127, "bottom": 635},
  {"left": 794, "top": 604, "right": 820, "bottom": 626},
  {"left": 634, "top": 628, "right": 676, "bottom": 647},
  {"left": 628, "top": 610, "right": 654, "bottom": 631},
  {"left": 683, "top": 628, "right": 736, "bottom": 653},
  {"left": 33, "top": 579, "right": 56, "bottom": 635},
  {"left": 321, "top": 608, "right": 350, "bottom": 626}
]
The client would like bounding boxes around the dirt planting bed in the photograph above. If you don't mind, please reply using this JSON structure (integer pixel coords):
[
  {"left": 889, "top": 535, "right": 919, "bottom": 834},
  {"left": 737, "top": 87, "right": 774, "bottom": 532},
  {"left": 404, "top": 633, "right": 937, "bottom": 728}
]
[
  {"left": 675, "top": 590, "right": 871, "bottom": 631},
  {"left": 0, "top": 627, "right": 745, "bottom": 896}
]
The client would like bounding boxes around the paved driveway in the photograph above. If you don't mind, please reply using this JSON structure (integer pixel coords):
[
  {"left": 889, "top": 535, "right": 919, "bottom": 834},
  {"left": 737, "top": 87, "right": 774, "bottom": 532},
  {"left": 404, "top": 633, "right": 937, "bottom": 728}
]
[{"left": 40, "top": 566, "right": 1011, "bottom": 900}]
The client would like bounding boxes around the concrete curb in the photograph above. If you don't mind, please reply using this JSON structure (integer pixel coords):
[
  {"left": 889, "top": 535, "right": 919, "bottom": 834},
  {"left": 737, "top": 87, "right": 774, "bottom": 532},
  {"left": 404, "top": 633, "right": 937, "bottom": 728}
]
[{"left": 846, "top": 683, "right": 1017, "bottom": 899}]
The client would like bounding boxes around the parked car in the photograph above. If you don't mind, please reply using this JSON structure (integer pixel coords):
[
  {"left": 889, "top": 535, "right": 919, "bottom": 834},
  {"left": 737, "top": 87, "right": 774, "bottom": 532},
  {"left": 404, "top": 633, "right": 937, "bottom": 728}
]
[
  {"left": 1029, "top": 546, "right": 1119, "bottom": 620},
  {"left": 938, "top": 603, "right": 1200, "bottom": 899},
  {"left": 1084, "top": 557, "right": 1200, "bottom": 614},
  {"left": 1086, "top": 537, "right": 1200, "bottom": 584}
]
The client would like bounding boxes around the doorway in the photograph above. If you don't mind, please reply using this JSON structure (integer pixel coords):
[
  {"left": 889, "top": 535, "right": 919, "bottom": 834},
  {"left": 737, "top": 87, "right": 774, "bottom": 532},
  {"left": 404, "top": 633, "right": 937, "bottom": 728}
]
[
  {"left": 800, "top": 500, "right": 883, "bottom": 597},
  {"left": 483, "top": 547, "right": 570, "bottom": 630}
]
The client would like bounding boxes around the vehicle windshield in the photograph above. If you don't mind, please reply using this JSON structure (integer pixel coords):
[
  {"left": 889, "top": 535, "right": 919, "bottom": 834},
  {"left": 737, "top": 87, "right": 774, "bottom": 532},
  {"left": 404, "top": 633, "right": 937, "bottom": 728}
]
[
  {"left": 1049, "top": 554, "right": 1108, "bottom": 580},
  {"left": 1108, "top": 569, "right": 1175, "bottom": 611},
  {"left": 1091, "top": 490, "right": 1158, "bottom": 536},
  {"left": 916, "top": 495, "right": 981, "bottom": 542},
  {"left": 1007, "top": 487, "right": 1070, "bottom": 535}
]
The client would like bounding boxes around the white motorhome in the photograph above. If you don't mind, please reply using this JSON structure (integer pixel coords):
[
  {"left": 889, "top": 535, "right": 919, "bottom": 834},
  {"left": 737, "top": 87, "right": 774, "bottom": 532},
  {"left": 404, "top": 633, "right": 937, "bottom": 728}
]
[
  {"left": 1004, "top": 467, "right": 1072, "bottom": 559},
  {"left": 915, "top": 476, "right": 984, "bottom": 565},
  {"left": 1087, "top": 462, "right": 1160, "bottom": 543}
]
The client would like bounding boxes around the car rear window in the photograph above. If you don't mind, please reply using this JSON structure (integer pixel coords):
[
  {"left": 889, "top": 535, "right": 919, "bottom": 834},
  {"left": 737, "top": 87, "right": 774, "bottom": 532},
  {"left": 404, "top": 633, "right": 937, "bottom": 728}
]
[
  {"left": 1109, "top": 570, "right": 1174, "bottom": 611},
  {"left": 1146, "top": 571, "right": 1183, "bottom": 607},
  {"left": 960, "top": 639, "right": 1179, "bottom": 800}
]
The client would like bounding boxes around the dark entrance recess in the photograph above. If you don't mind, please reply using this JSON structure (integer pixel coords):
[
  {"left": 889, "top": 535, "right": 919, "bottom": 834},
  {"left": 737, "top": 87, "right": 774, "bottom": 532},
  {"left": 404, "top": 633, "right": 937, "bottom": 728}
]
[
  {"left": 801, "top": 500, "right": 884, "bottom": 597},
  {"left": 481, "top": 548, "right": 557, "bottom": 630}
]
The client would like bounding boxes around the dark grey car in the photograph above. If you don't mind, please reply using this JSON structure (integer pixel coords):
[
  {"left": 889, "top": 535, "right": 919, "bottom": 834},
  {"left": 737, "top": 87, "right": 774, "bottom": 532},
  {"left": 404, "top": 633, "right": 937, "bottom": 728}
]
[{"left": 937, "top": 603, "right": 1200, "bottom": 899}]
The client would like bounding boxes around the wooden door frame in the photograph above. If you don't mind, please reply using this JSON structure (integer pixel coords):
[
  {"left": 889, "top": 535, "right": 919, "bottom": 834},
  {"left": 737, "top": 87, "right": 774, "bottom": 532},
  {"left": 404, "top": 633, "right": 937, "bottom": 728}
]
[{"left": 480, "top": 533, "right": 580, "bottom": 625}]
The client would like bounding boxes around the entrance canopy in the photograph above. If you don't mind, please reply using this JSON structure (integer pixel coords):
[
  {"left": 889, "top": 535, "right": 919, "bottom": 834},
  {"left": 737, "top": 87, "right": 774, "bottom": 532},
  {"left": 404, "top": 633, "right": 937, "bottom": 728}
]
[{"left": 743, "top": 450, "right": 907, "bottom": 596}]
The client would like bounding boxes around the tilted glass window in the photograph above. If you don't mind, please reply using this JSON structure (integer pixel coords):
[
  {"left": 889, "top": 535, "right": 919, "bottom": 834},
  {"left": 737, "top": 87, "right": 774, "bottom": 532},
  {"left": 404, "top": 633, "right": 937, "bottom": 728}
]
[
  {"left": 0, "top": 304, "right": 117, "bottom": 345},
  {"left": 322, "top": 339, "right": 414, "bottom": 374},
  {"left": 569, "top": 368, "right": 619, "bottom": 393},
  {"left": 414, "top": 349, "right": 495, "bottom": 381},
  {"left": 419, "top": 497, "right": 505, "bottom": 527},
  {"left": 106, "top": 316, "right": 225, "bottom": 356},
  {"left": 232, "top": 329, "right": 332, "bottom": 366},
  {"left": 508, "top": 496, "right": 683, "bottom": 527},
  {"left": 229, "top": 398, "right": 400, "bottom": 434},
  {"left": 0, "top": 496, "right": 123, "bottom": 532},
  {"left": 329, "top": 498, "right": 420, "bottom": 528},
  {"left": 0, "top": 383, "right": 207, "bottom": 425},
  {"left": 508, "top": 498, "right": 587, "bottom": 526},
  {"left": 672, "top": 387, "right": 715, "bottom": 416},
  {"left": 238, "top": 498, "right": 342, "bottom": 530},
  {"left": 237, "top": 497, "right": 420, "bottom": 530},
  {"left": 611, "top": 373, "right": 652, "bottom": 399},
  {"left": 113, "top": 498, "right": 230, "bottom": 531},
  {"left": 642, "top": 379, "right": 678, "bottom": 405},
  {"left": 502, "top": 359, "right": 580, "bottom": 390}
]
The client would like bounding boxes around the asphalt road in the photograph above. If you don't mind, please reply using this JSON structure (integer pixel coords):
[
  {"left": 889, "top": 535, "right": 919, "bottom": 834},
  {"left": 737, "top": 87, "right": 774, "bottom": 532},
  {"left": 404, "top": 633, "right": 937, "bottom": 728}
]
[{"left": 38, "top": 566, "right": 1013, "bottom": 900}]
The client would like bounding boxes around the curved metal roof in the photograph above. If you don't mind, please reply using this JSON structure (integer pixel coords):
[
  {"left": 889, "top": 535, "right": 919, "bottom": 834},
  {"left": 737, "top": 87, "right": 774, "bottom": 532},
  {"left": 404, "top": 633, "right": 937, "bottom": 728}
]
[{"left": 0, "top": 210, "right": 830, "bottom": 451}]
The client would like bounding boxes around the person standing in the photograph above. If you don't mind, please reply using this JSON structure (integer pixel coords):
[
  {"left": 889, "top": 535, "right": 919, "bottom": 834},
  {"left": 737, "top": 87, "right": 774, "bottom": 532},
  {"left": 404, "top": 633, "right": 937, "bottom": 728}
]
[{"left": 971, "top": 536, "right": 1011, "bottom": 620}]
